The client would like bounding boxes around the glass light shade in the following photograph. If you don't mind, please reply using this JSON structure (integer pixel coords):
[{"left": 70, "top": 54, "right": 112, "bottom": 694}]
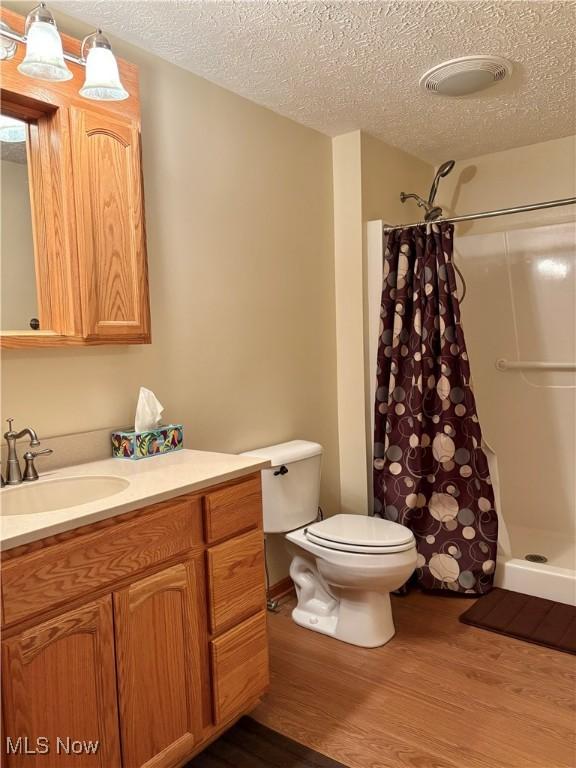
[
  {"left": 0, "top": 22, "right": 17, "bottom": 61},
  {"left": 18, "top": 20, "right": 72, "bottom": 81},
  {"left": 79, "top": 46, "right": 128, "bottom": 101},
  {"left": 0, "top": 116, "right": 27, "bottom": 143}
]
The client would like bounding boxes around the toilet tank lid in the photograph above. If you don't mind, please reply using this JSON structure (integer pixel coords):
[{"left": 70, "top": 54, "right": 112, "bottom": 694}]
[{"left": 241, "top": 440, "right": 323, "bottom": 466}]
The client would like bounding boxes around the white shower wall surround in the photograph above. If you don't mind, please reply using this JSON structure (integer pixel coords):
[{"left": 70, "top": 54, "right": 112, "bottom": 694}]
[
  {"left": 366, "top": 220, "right": 576, "bottom": 606},
  {"left": 454, "top": 221, "right": 575, "bottom": 605}
]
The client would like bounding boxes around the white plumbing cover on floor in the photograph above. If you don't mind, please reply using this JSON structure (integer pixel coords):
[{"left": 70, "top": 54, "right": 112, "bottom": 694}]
[{"left": 306, "top": 514, "right": 414, "bottom": 549}]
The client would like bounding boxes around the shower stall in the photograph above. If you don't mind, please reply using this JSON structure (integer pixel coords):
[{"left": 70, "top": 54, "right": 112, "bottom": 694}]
[{"left": 366, "top": 215, "right": 576, "bottom": 606}]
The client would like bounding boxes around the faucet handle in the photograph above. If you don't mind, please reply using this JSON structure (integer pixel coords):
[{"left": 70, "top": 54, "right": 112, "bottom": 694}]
[
  {"left": 29, "top": 448, "right": 53, "bottom": 458},
  {"left": 22, "top": 449, "right": 53, "bottom": 482},
  {"left": 4, "top": 417, "right": 15, "bottom": 440}
]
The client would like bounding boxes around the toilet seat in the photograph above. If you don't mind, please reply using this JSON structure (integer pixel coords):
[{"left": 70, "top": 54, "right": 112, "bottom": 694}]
[
  {"left": 305, "top": 533, "right": 415, "bottom": 554},
  {"left": 305, "top": 514, "right": 415, "bottom": 555}
]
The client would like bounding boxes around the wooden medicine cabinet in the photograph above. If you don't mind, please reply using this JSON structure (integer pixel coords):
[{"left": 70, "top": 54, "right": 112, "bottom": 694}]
[{"left": 0, "top": 8, "right": 150, "bottom": 348}]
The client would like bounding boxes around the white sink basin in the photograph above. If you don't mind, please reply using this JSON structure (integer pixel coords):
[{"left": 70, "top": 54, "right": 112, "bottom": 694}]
[{"left": 0, "top": 476, "right": 130, "bottom": 516}]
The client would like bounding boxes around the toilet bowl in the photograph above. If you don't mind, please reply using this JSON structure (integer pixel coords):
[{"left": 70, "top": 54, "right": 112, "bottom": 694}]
[
  {"left": 242, "top": 440, "right": 417, "bottom": 648},
  {"left": 287, "top": 515, "right": 417, "bottom": 647}
]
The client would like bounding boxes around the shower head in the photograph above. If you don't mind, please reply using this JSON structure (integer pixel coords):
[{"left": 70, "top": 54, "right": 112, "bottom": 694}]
[
  {"left": 428, "top": 160, "right": 455, "bottom": 205},
  {"left": 400, "top": 192, "right": 445, "bottom": 222},
  {"left": 424, "top": 206, "right": 444, "bottom": 222}
]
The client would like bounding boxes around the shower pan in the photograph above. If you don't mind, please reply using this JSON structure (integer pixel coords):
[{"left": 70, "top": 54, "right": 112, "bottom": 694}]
[{"left": 496, "top": 525, "right": 575, "bottom": 604}]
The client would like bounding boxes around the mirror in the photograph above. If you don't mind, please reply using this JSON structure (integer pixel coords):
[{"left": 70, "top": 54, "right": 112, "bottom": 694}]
[{"left": 0, "top": 112, "right": 39, "bottom": 332}]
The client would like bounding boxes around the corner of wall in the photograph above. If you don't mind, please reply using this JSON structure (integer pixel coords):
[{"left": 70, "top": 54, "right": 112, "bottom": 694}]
[
  {"left": 331, "top": 131, "right": 368, "bottom": 515},
  {"left": 331, "top": 131, "right": 433, "bottom": 517}
]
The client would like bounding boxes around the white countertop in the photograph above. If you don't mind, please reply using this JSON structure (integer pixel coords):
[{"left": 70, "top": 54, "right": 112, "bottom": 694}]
[{"left": 0, "top": 449, "right": 270, "bottom": 551}]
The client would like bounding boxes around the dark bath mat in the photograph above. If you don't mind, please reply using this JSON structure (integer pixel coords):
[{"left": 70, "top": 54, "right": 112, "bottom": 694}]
[
  {"left": 460, "top": 587, "right": 576, "bottom": 655},
  {"left": 186, "top": 717, "right": 348, "bottom": 768}
]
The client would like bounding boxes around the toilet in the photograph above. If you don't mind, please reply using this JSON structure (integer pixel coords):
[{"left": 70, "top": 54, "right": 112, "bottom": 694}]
[{"left": 243, "top": 440, "right": 417, "bottom": 648}]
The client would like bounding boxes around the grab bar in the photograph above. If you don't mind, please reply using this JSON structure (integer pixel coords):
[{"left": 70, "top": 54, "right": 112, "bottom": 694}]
[{"left": 496, "top": 359, "right": 576, "bottom": 372}]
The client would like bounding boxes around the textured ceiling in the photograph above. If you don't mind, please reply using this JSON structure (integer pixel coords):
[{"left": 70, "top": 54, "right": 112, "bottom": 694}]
[{"left": 53, "top": 0, "right": 576, "bottom": 162}]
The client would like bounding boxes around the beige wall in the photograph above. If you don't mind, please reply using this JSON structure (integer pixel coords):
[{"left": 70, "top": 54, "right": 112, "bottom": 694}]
[
  {"left": 1, "top": 158, "right": 37, "bottom": 329},
  {"left": 436, "top": 135, "right": 576, "bottom": 235},
  {"left": 0, "top": 10, "right": 339, "bottom": 584},
  {"left": 332, "top": 132, "right": 364, "bottom": 516},
  {"left": 360, "top": 132, "right": 434, "bottom": 224},
  {"left": 332, "top": 130, "right": 431, "bottom": 515}
]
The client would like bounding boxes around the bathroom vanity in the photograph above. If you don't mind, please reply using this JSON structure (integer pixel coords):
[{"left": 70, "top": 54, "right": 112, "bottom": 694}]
[{"left": 0, "top": 451, "right": 270, "bottom": 767}]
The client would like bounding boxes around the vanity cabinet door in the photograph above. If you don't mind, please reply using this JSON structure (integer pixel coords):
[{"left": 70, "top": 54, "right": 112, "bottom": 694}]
[
  {"left": 70, "top": 107, "right": 150, "bottom": 343},
  {"left": 113, "top": 558, "right": 208, "bottom": 768},
  {"left": 1, "top": 596, "right": 121, "bottom": 767}
]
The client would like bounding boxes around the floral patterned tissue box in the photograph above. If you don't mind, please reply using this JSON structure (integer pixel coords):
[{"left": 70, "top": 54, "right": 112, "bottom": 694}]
[{"left": 112, "top": 424, "right": 184, "bottom": 460}]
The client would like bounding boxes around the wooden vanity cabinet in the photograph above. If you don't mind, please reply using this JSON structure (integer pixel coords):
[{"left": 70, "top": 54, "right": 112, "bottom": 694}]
[
  {"left": 2, "top": 597, "right": 122, "bottom": 768},
  {"left": 0, "top": 473, "right": 269, "bottom": 768},
  {"left": 0, "top": 8, "right": 150, "bottom": 348},
  {"left": 114, "top": 559, "right": 205, "bottom": 768}
]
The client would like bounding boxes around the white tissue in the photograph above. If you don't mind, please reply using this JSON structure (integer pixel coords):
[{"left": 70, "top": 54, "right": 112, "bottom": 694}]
[{"left": 134, "top": 387, "right": 164, "bottom": 433}]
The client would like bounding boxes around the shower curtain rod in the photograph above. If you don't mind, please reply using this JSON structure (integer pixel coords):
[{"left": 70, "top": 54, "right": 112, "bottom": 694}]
[{"left": 382, "top": 196, "right": 576, "bottom": 233}]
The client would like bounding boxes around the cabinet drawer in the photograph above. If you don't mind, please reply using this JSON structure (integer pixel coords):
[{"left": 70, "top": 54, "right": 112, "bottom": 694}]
[
  {"left": 210, "top": 611, "right": 269, "bottom": 723},
  {"left": 203, "top": 475, "right": 262, "bottom": 544},
  {"left": 206, "top": 529, "right": 265, "bottom": 634},
  {"left": 1, "top": 497, "right": 202, "bottom": 626}
]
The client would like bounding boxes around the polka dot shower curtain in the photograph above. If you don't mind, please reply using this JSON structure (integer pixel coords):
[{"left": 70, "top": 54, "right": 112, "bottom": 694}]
[{"left": 373, "top": 223, "right": 498, "bottom": 595}]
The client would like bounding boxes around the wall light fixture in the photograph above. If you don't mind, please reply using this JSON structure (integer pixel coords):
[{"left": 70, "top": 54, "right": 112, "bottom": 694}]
[{"left": 0, "top": 3, "right": 129, "bottom": 101}]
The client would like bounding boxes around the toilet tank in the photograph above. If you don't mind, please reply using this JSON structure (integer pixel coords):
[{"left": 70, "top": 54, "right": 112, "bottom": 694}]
[{"left": 241, "top": 440, "right": 322, "bottom": 533}]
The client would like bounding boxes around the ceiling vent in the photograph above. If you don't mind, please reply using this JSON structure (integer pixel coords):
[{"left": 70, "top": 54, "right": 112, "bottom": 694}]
[{"left": 420, "top": 55, "right": 513, "bottom": 97}]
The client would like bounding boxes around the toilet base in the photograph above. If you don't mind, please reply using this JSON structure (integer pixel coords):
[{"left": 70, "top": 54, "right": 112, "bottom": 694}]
[
  {"left": 291, "top": 589, "right": 395, "bottom": 648},
  {"left": 289, "top": 554, "right": 396, "bottom": 647}
]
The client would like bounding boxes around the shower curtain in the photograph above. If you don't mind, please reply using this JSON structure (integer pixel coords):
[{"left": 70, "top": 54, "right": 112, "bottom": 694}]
[{"left": 373, "top": 222, "right": 498, "bottom": 594}]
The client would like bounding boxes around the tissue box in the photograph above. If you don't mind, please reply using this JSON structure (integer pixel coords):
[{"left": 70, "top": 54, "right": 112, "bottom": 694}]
[{"left": 111, "top": 424, "right": 184, "bottom": 460}]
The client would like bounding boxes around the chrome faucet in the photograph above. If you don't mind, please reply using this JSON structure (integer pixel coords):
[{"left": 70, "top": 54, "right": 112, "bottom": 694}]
[{"left": 3, "top": 419, "right": 52, "bottom": 485}]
